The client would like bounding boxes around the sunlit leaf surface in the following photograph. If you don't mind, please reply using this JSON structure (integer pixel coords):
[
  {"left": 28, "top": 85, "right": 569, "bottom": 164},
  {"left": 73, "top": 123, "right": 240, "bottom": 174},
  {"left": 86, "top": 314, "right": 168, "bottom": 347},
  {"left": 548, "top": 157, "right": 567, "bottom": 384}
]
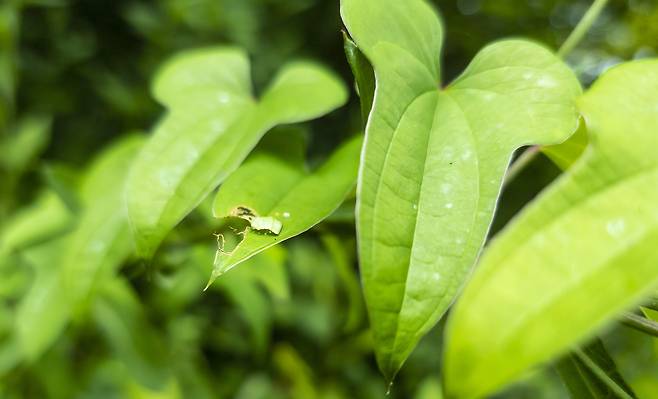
[{"left": 444, "top": 60, "right": 658, "bottom": 399}]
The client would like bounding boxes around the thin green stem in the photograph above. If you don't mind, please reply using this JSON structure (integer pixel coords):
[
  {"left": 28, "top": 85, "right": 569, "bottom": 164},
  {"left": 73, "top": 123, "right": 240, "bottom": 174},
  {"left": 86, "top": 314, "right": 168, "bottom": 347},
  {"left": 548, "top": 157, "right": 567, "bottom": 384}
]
[
  {"left": 644, "top": 296, "right": 658, "bottom": 312},
  {"left": 503, "top": 0, "right": 609, "bottom": 187},
  {"left": 621, "top": 312, "right": 658, "bottom": 338},
  {"left": 572, "top": 349, "right": 634, "bottom": 399},
  {"left": 558, "top": 0, "right": 610, "bottom": 58}
]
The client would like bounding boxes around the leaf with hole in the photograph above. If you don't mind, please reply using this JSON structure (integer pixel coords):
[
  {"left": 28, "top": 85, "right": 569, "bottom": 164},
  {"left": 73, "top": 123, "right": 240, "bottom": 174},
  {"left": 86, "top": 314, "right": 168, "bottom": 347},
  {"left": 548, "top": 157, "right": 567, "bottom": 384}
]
[
  {"left": 208, "top": 132, "right": 362, "bottom": 286},
  {"left": 126, "top": 47, "right": 347, "bottom": 258}
]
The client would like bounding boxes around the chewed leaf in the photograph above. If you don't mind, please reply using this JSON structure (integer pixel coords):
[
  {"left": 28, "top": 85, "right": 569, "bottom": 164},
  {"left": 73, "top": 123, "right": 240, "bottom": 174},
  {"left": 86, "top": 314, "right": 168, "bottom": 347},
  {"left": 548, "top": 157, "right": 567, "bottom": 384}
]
[
  {"left": 250, "top": 216, "right": 282, "bottom": 235},
  {"left": 341, "top": 0, "right": 581, "bottom": 381},
  {"left": 444, "top": 60, "right": 658, "bottom": 398},
  {"left": 205, "top": 134, "right": 362, "bottom": 287},
  {"left": 126, "top": 47, "right": 347, "bottom": 258}
]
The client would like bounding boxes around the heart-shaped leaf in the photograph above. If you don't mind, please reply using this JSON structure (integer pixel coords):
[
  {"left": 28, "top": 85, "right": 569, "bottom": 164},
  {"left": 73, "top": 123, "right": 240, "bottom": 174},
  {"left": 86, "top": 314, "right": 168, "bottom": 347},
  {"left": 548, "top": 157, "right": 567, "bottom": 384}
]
[
  {"left": 444, "top": 60, "right": 658, "bottom": 399},
  {"left": 341, "top": 0, "right": 581, "bottom": 380},
  {"left": 126, "top": 47, "right": 347, "bottom": 258},
  {"left": 208, "top": 132, "right": 362, "bottom": 285}
]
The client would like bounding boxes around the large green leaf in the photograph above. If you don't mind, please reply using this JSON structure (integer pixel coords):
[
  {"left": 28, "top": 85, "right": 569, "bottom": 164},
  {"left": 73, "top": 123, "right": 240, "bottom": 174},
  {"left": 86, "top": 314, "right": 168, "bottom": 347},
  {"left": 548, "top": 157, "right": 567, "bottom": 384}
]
[
  {"left": 62, "top": 135, "right": 143, "bottom": 315},
  {"left": 208, "top": 133, "right": 362, "bottom": 284},
  {"left": 444, "top": 60, "right": 658, "bottom": 399},
  {"left": 341, "top": 0, "right": 581, "bottom": 379},
  {"left": 126, "top": 47, "right": 347, "bottom": 258}
]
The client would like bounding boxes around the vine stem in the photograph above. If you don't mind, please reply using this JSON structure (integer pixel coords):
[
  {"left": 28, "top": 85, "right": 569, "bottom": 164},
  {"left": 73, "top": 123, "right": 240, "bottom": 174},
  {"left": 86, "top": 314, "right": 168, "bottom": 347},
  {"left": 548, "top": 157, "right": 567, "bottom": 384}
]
[
  {"left": 558, "top": 0, "right": 610, "bottom": 58},
  {"left": 620, "top": 312, "right": 658, "bottom": 338},
  {"left": 573, "top": 349, "right": 635, "bottom": 399},
  {"left": 502, "top": 0, "right": 609, "bottom": 186}
]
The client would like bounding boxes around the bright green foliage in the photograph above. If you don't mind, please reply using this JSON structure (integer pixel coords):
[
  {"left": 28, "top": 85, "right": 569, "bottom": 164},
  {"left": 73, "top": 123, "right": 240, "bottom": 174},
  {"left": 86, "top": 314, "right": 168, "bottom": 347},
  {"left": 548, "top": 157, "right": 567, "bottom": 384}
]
[
  {"left": 341, "top": 0, "right": 581, "bottom": 380},
  {"left": 62, "top": 135, "right": 143, "bottom": 315},
  {"left": 126, "top": 47, "right": 347, "bottom": 258},
  {"left": 543, "top": 119, "right": 588, "bottom": 170},
  {"left": 0, "top": 115, "right": 50, "bottom": 175},
  {"left": 14, "top": 135, "right": 144, "bottom": 359},
  {"left": 15, "top": 238, "right": 70, "bottom": 361},
  {"left": 444, "top": 60, "right": 658, "bottom": 399},
  {"left": 0, "top": 191, "right": 71, "bottom": 257},
  {"left": 209, "top": 132, "right": 362, "bottom": 285}
]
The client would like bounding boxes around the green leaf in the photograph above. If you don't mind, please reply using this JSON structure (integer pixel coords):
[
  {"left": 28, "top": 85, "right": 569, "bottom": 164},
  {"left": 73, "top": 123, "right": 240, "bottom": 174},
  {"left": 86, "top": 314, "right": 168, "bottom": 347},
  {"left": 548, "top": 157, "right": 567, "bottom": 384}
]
[
  {"left": 94, "top": 278, "right": 170, "bottom": 389},
  {"left": 15, "top": 238, "right": 70, "bottom": 361},
  {"left": 443, "top": 60, "right": 658, "bottom": 398},
  {"left": 321, "top": 232, "right": 364, "bottom": 332},
  {"left": 61, "top": 135, "right": 144, "bottom": 315},
  {"left": 556, "top": 339, "right": 636, "bottom": 399},
  {"left": 414, "top": 378, "right": 443, "bottom": 399},
  {"left": 13, "top": 135, "right": 144, "bottom": 361},
  {"left": 0, "top": 115, "right": 51, "bottom": 175},
  {"left": 126, "top": 47, "right": 347, "bottom": 258},
  {"left": 39, "top": 163, "right": 81, "bottom": 213},
  {"left": 341, "top": 0, "right": 581, "bottom": 380},
  {"left": 0, "top": 190, "right": 72, "bottom": 257},
  {"left": 207, "top": 133, "right": 362, "bottom": 285}
]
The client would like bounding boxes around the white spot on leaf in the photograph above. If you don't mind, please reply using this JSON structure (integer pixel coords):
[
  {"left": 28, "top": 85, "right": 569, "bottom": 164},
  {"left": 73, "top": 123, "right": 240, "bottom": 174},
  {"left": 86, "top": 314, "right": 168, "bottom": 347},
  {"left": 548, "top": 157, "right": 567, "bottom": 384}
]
[
  {"left": 537, "top": 76, "right": 556, "bottom": 88},
  {"left": 606, "top": 218, "right": 626, "bottom": 237},
  {"left": 440, "top": 184, "right": 452, "bottom": 194}
]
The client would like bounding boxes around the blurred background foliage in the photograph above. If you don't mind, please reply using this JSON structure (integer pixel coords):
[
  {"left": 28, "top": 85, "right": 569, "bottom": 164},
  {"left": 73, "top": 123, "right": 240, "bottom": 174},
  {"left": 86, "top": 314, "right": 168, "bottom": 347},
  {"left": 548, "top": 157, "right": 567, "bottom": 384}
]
[{"left": 0, "top": 0, "right": 657, "bottom": 397}]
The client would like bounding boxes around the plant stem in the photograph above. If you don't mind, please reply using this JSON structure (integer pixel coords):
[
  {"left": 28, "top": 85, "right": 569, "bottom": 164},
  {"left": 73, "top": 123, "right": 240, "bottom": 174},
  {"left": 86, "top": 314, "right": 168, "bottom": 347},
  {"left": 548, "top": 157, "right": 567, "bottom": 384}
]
[
  {"left": 558, "top": 0, "right": 610, "bottom": 58},
  {"left": 572, "top": 349, "right": 635, "bottom": 399},
  {"left": 642, "top": 296, "right": 658, "bottom": 312},
  {"left": 620, "top": 312, "right": 658, "bottom": 338},
  {"left": 503, "top": 0, "right": 609, "bottom": 186}
]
